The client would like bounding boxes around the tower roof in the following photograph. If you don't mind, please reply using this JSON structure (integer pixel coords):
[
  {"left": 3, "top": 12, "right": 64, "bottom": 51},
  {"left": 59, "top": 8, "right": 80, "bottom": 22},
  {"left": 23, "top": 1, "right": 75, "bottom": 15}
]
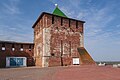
[
  {"left": 53, "top": 5, "right": 67, "bottom": 18},
  {"left": 32, "top": 12, "right": 85, "bottom": 28}
]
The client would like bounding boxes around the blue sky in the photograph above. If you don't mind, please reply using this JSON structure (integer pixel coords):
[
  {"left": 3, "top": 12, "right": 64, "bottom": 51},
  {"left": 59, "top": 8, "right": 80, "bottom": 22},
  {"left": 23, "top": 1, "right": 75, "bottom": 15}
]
[{"left": 0, "top": 0, "right": 120, "bottom": 61}]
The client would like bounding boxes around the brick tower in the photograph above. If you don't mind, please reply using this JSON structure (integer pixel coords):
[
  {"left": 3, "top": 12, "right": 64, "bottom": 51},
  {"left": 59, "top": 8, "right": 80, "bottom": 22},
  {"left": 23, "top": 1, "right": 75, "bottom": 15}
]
[{"left": 32, "top": 5, "right": 95, "bottom": 67}]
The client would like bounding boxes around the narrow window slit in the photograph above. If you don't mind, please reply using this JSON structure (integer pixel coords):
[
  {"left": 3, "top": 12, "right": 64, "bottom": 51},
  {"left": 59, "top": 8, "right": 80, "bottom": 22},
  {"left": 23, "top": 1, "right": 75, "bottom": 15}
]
[
  {"left": 2, "top": 43, "right": 5, "bottom": 51},
  {"left": 20, "top": 44, "right": 23, "bottom": 51},
  {"left": 69, "top": 19, "right": 70, "bottom": 27},
  {"left": 52, "top": 16, "right": 54, "bottom": 24},
  {"left": 29, "top": 45, "right": 31, "bottom": 51},
  {"left": 61, "top": 17, "right": 63, "bottom": 26},
  {"left": 76, "top": 21, "right": 78, "bottom": 28},
  {"left": 12, "top": 44, "right": 15, "bottom": 51}
]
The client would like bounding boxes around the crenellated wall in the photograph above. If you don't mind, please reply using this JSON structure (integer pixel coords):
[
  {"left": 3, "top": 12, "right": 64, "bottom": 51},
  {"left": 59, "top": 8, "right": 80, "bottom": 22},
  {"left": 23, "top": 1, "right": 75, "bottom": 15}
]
[
  {"left": 0, "top": 11, "right": 95, "bottom": 68},
  {"left": 0, "top": 41, "right": 34, "bottom": 68},
  {"left": 33, "top": 12, "right": 84, "bottom": 67},
  {"left": 33, "top": 12, "right": 95, "bottom": 67}
]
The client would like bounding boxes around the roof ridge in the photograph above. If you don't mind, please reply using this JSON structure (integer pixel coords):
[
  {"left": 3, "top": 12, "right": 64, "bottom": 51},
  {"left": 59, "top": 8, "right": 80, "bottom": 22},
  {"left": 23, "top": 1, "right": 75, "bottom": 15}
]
[{"left": 53, "top": 6, "right": 67, "bottom": 18}]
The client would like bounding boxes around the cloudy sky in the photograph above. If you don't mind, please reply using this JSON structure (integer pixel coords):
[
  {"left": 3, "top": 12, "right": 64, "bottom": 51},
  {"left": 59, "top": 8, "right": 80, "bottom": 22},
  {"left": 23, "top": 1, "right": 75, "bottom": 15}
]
[{"left": 0, "top": 0, "right": 120, "bottom": 61}]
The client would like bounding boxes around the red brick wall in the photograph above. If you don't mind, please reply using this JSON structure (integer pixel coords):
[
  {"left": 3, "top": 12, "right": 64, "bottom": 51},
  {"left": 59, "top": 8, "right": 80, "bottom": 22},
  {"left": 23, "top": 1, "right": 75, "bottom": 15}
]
[
  {"left": 48, "top": 14, "right": 83, "bottom": 66},
  {"left": 34, "top": 15, "right": 45, "bottom": 66},
  {"left": 33, "top": 13, "right": 85, "bottom": 67},
  {"left": 0, "top": 42, "right": 34, "bottom": 68}
]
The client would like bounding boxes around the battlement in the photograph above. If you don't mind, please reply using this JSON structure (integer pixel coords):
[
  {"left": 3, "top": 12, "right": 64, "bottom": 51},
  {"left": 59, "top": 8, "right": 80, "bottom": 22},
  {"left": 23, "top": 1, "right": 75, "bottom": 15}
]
[
  {"left": 32, "top": 12, "right": 85, "bottom": 29},
  {"left": 0, "top": 41, "right": 34, "bottom": 67},
  {"left": 33, "top": 7, "right": 94, "bottom": 67}
]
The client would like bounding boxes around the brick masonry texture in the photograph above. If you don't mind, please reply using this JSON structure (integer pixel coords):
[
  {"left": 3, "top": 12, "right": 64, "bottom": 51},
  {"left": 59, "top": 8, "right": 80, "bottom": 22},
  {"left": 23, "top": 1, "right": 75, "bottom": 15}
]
[
  {"left": 0, "top": 41, "right": 34, "bottom": 68},
  {"left": 0, "top": 12, "right": 95, "bottom": 68},
  {"left": 33, "top": 12, "right": 95, "bottom": 67}
]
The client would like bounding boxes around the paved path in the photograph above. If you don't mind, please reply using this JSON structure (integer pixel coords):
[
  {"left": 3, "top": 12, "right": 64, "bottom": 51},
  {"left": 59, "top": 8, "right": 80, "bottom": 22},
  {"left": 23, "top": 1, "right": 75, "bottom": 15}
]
[{"left": 0, "top": 65, "right": 120, "bottom": 80}]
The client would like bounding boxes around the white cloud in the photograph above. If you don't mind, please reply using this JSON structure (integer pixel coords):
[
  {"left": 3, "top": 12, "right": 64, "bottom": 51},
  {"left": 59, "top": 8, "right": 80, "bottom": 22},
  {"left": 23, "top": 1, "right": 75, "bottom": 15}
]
[
  {"left": 60, "top": 7, "right": 75, "bottom": 18},
  {"left": 61, "top": 0, "right": 120, "bottom": 61},
  {"left": 77, "top": 11, "right": 88, "bottom": 20},
  {"left": 82, "top": 7, "right": 115, "bottom": 38},
  {"left": 116, "top": 24, "right": 120, "bottom": 28},
  {"left": 69, "top": 0, "right": 81, "bottom": 7},
  {"left": 2, "top": 0, "right": 20, "bottom": 15},
  {"left": 59, "top": 0, "right": 115, "bottom": 39},
  {"left": 0, "top": 0, "right": 119, "bottom": 61},
  {"left": 0, "top": 22, "right": 33, "bottom": 43}
]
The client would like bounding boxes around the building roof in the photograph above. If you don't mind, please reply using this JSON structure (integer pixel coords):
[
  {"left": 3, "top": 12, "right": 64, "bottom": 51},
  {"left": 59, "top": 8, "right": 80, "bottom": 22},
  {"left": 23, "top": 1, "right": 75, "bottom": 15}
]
[
  {"left": 53, "top": 6, "right": 67, "bottom": 18},
  {"left": 0, "top": 40, "right": 34, "bottom": 45},
  {"left": 32, "top": 5, "right": 85, "bottom": 28},
  {"left": 32, "top": 12, "right": 85, "bottom": 28}
]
